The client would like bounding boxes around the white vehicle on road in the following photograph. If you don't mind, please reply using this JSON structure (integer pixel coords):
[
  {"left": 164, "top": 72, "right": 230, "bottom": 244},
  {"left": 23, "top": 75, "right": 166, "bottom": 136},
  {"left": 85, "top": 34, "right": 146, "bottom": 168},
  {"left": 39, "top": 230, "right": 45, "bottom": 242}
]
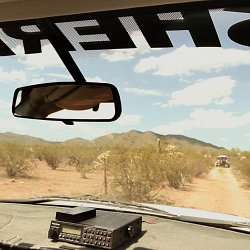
[{"left": 215, "top": 155, "right": 230, "bottom": 168}]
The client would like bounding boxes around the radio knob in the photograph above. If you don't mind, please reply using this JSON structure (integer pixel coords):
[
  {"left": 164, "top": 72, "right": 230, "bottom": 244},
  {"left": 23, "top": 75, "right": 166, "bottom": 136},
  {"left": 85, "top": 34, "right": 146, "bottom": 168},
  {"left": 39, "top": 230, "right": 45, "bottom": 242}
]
[
  {"left": 48, "top": 228, "right": 59, "bottom": 240},
  {"left": 127, "top": 226, "right": 135, "bottom": 238}
]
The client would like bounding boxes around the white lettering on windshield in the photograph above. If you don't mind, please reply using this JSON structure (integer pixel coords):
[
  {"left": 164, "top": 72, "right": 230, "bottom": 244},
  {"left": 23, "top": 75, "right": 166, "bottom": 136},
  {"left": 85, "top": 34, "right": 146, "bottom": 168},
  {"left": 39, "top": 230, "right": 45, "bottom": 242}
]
[{"left": 0, "top": 9, "right": 249, "bottom": 56}]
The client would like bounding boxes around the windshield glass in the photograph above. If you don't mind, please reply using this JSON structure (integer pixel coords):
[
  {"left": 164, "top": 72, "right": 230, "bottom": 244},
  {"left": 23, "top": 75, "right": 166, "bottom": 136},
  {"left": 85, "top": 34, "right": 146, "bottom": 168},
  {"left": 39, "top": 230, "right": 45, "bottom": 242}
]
[{"left": 0, "top": 5, "right": 250, "bottom": 219}]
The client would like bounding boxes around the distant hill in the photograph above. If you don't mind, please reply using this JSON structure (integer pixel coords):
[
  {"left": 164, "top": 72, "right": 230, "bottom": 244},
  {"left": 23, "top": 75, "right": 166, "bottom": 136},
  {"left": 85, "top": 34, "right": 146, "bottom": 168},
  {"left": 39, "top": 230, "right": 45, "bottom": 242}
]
[
  {"left": 167, "top": 134, "right": 222, "bottom": 150},
  {"left": 93, "top": 130, "right": 222, "bottom": 150},
  {"left": 0, "top": 132, "right": 50, "bottom": 145},
  {"left": 0, "top": 130, "right": 223, "bottom": 150},
  {"left": 93, "top": 130, "right": 163, "bottom": 147}
]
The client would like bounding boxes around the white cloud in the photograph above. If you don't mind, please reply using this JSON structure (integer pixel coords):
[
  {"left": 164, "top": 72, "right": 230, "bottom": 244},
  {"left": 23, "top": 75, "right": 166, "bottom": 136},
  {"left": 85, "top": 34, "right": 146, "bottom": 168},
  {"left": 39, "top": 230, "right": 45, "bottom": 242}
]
[
  {"left": 13, "top": 44, "right": 63, "bottom": 70},
  {"left": 124, "top": 87, "right": 165, "bottom": 96},
  {"left": 0, "top": 67, "right": 27, "bottom": 85},
  {"left": 100, "top": 49, "right": 143, "bottom": 62},
  {"left": 168, "top": 76, "right": 235, "bottom": 107},
  {"left": 100, "top": 30, "right": 150, "bottom": 62},
  {"left": 152, "top": 108, "right": 250, "bottom": 134},
  {"left": 115, "top": 113, "right": 142, "bottom": 126},
  {"left": 215, "top": 96, "right": 234, "bottom": 105},
  {"left": 135, "top": 46, "right": 250, "bottom": 76},
  {"left": 46, "top": 73, "right": 72, "bottom": 80},
  {"left": 31, "top": 77, "right": 46, "bottom": 85},
  {"left": 86, "top": 76, "right": 106, "bottom": 83}
]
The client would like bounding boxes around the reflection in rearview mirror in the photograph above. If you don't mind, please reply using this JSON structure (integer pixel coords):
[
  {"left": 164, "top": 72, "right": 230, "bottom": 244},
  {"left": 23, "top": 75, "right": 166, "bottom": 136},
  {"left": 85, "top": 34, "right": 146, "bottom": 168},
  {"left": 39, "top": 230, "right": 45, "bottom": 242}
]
[{"left": 12, "top": 82, "right": 121, "bottom": 122}]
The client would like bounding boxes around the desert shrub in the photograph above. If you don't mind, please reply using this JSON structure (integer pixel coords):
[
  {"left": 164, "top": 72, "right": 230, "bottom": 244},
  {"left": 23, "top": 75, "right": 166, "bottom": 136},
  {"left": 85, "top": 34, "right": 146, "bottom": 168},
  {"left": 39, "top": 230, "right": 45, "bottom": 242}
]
[
  {"left": 109, "top": 146, "right": 163, "bottom": 201},
  {"left": 234, "top": 151, "right": 250, "bottom": 183},
  {"left": 33, "top": 145, "right": 44, "bottom": 161},
  {"left": 66, "top": 146, "right": 96, "bottom": 178},
  {"left": 151, "top": 145, "right": 212, "bottom": 189},
  {"left": 182, "top": 148, "right": 212, "bottom": 179},
  {"left": 39, "top": 144, "right": 62, "bottom": 170},
  {"left": 108, "top": 144, "right": 214, "bottom": 200},
  {"left": 0, "top": 143, "right": 35, "bottom": 177},
  {"left": 161, "top": 153, "right": 186, "bottom": 189}
]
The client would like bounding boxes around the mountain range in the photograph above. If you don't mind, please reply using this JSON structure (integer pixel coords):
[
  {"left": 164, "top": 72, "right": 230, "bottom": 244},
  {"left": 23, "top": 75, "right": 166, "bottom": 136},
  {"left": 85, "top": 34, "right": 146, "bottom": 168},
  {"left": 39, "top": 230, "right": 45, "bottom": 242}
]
[{"left": 0, "top": 130, "right": 223, "bottom": 150}]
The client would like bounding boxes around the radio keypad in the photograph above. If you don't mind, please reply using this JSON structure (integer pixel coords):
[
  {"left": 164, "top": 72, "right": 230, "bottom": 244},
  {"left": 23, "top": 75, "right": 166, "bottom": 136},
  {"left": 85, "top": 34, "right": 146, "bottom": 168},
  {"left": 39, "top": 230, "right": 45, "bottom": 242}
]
[
  {"left": 56, "top": 225, "right": 113, "bottom": 249},
  {"left": 76, "top": 227, "right": 111, "bottom": 248}
]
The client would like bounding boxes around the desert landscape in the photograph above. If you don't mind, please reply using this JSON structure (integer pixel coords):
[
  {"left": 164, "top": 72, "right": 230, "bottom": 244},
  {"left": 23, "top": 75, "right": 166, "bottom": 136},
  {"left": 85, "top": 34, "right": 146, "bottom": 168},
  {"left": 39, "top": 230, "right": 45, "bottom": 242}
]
[{"left": 0, "top": 130, "right": 250, "bottom": 218}]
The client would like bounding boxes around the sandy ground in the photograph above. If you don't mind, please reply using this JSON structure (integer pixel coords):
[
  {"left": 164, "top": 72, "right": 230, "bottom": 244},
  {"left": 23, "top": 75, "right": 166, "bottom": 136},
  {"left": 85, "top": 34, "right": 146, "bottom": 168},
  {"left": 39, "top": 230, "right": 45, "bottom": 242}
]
[
  {"left": 158, "top": 167, "right": 250, "bottom": 218},
  {"left": 0, "top": 161, "right": 250, "bottom": 218},
  {"left": 0, "top": 161, "right": 105, "bottom": 199}
]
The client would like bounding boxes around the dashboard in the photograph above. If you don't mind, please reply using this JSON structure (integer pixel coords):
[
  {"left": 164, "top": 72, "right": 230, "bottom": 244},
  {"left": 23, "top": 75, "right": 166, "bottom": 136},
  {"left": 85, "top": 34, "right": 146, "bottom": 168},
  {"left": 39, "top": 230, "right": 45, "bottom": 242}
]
[{"left": 0, "top": 203, "right": 249, "bottom": 250}]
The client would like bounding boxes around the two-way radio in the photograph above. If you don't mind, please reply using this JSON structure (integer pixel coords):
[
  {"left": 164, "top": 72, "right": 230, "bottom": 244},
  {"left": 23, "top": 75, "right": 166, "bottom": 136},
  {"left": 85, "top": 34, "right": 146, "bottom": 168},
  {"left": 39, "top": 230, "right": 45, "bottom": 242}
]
[{"left": 48, "top": 206, "right": 142, "bottom": 249}]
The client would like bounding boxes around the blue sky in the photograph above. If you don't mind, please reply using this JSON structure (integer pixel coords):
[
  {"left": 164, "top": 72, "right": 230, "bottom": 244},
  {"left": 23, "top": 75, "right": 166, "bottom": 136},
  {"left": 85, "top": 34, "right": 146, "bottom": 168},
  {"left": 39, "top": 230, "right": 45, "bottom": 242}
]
[{"left": 1, "top": 10, "right": 250, "bottom": 150}]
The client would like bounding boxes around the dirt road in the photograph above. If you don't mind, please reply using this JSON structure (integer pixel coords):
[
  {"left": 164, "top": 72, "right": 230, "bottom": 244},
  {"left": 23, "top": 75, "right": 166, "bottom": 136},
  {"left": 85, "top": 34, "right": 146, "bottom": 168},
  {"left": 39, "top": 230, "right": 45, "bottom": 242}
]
[{"left": 160, "top": 167, "right": 250, "bottom": 218}]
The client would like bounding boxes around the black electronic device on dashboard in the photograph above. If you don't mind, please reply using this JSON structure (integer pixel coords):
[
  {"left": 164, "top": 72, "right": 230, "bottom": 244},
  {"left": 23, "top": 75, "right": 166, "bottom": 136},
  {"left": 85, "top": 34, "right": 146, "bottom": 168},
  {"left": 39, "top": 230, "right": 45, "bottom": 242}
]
[{"left": 48, "top": 207, "right": 142, "bottom": 249}]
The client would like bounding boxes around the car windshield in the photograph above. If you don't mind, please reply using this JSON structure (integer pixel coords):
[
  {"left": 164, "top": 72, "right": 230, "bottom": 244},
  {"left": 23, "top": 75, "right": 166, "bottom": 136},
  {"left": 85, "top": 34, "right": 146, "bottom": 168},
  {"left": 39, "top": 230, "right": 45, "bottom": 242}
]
[{"left": 0, "top": 3, "right": 250, "bottom": 220}]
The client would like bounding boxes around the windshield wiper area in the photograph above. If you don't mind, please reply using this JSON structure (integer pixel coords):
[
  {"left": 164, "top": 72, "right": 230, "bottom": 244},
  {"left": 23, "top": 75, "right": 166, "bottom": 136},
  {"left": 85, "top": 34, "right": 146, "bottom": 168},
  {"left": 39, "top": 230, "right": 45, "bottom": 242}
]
[{"left": 0, "top": 195, "right": 178, "bottom": 218}]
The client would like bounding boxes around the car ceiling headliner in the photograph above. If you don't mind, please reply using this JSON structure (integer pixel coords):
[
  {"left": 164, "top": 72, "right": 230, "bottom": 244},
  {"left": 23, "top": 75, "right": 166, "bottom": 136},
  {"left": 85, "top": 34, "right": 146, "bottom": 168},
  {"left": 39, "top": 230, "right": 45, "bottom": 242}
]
[{"left": 0, "top": 0, "right": 213, "bottom": 22}]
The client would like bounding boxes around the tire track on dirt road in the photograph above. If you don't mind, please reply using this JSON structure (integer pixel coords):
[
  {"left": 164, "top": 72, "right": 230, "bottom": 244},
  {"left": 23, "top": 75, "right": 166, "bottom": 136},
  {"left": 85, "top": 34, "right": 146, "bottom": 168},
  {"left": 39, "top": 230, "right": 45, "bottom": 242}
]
[{"left": 177, "top": 167, "right": 250, "bottom": 217}]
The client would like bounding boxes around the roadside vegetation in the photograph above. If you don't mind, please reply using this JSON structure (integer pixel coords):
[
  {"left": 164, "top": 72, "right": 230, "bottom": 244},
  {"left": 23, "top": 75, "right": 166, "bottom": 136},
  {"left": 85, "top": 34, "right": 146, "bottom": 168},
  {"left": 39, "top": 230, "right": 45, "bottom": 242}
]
[
  {"left": 229, "top": 149, "right": 250, "bottom": 185},
  {"left": 0, "top": 140, "right": 214, "bottom": 201}
]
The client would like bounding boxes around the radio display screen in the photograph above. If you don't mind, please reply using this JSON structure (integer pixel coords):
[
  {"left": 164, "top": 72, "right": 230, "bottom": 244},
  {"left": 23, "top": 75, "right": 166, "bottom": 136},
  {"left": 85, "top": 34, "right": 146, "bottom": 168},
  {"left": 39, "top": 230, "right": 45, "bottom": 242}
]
[{"left": 62, "top": 226, "right": 81, "bottom": 235}]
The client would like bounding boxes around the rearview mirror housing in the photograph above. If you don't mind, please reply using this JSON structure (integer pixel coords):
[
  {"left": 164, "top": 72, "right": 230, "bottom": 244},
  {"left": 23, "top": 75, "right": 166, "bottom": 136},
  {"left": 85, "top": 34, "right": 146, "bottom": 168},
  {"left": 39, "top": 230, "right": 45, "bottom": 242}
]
[{"left": 12, "top": 81, "right": 122, "bottom": 124}]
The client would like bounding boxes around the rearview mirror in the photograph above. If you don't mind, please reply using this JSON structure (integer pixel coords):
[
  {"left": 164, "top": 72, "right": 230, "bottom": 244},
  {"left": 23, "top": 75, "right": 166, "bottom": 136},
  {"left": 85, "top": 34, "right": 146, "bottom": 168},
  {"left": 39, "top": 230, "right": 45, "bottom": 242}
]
[{"left": 12, "top": 82, "right": 121, "bottom": 124}]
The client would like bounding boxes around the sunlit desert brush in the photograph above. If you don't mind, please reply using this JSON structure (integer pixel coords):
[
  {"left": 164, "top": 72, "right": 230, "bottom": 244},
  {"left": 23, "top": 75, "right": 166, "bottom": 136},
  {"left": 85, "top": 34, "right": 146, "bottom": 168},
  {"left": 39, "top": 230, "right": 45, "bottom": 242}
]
[
  {"left": 0, "top": 142, "right": 232, "bottom": 202},
  {"left": 0, "top": 144, "right": 35, "bottom": 177}
]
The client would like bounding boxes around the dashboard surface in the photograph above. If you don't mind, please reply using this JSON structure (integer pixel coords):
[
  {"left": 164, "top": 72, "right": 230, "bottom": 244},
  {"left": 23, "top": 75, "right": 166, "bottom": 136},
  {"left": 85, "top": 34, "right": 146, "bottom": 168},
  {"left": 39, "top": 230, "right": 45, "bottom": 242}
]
[{"left": 0, "top": 203, "right": 250, "bottom": 250}]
